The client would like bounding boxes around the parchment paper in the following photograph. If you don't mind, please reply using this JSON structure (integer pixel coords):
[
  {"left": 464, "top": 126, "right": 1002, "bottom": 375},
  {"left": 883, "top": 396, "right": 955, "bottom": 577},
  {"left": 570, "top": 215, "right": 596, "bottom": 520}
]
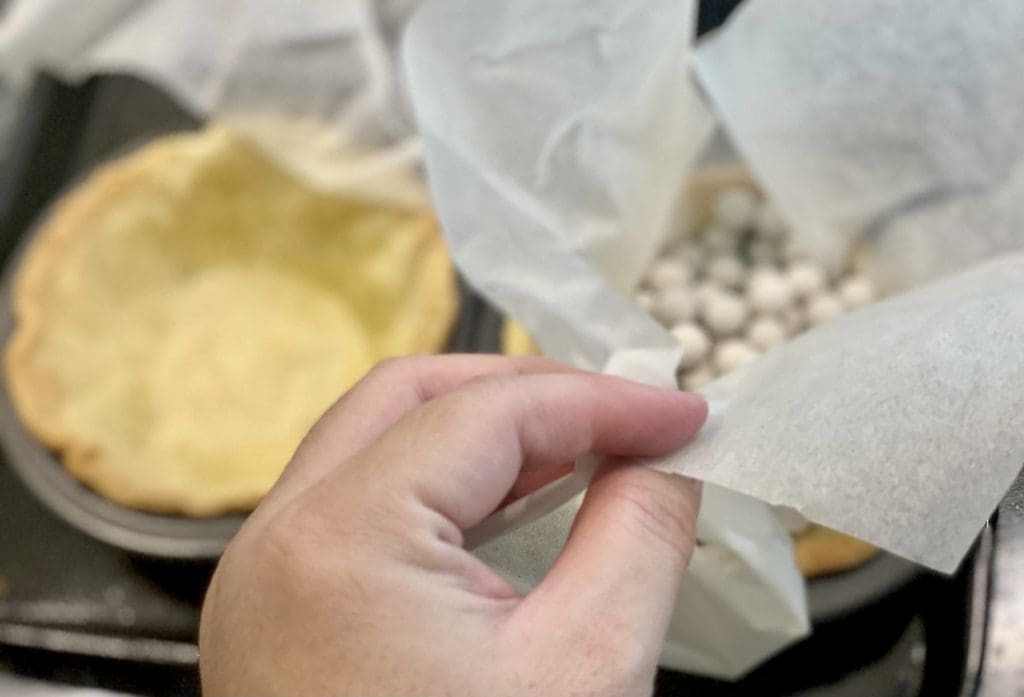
[
  {"left": 406, "top": 0, "right": 1024, "bottom": 676},
  {"left": 405, "top": 0, "right": 809, "bottom": 679},
  {"left": 405, "top": 0, "right": 712, "bottom": 371},
  {"left": 651, "top": 254, "right": 1024, "bottom": 573},
  {"left": 695, "top": 0, "right": 1024, "bottom": 290},
  {"left": 0, "top": 0, "right": 424, "bottom": 198},
  {"left": 683, "top": 0, "right": 1024, "bottom": 573}
]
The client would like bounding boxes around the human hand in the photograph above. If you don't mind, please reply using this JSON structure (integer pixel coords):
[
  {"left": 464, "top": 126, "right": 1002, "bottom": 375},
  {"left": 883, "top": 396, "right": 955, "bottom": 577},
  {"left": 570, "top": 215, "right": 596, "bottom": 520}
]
[{"left": 199, "top": 355, "right": 707, "bottom": 696}]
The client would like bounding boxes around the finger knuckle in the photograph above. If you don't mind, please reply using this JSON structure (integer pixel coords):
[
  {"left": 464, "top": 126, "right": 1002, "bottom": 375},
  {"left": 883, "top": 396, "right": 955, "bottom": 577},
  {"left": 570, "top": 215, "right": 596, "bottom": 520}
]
[
  {"left": 608, "top": 475, "right": 697, "bottom": 556},
  {"left": 458, "top": 372, "right": 521, "bottom": 399},
  {"left": 363, "top": 355, "right": 424, "bottom": 386},
  {"left": 414, "top": 373, "right": 520, "bottom": 431}
]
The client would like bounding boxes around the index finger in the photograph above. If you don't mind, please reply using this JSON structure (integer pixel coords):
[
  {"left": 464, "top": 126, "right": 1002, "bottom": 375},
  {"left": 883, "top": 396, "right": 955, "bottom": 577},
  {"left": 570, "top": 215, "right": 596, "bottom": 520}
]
[
  {"left": 264, "top": 354, "right": 579, "bottom": 512},
  {"left": 338, "top": 372, "right": 707, "bottom": 534}
]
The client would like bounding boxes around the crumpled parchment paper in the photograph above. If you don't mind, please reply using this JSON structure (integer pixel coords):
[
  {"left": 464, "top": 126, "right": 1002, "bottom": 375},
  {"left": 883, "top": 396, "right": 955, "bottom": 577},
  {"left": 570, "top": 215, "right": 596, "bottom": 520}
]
[
  {"left": 0, "top": 0, "right": 425, "bottom": 201},
  {"left": 404, "top": 0, "right": 809, "bottom": 679},
  {"left": 406, "top": 0, "right": 1024, "bottom": 678},
  {"left": 686, "top": 0, "right": 1024, "bottom": 572},
  {"left": 695, "top": 0, "right": 1024, "bottom": 291}
]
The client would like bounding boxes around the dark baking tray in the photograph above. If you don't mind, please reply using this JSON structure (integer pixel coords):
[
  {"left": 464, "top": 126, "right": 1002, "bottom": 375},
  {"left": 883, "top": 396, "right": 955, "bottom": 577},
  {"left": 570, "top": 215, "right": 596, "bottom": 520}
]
[{"left": 0, "top": 74, "right": 984, "bottom": 697}]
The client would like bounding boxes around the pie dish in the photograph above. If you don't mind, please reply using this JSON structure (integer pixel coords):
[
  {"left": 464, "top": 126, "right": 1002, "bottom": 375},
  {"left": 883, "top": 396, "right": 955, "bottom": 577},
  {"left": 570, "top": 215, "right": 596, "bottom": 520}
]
[{"left": 4, "top": 126, "right": 457, "bottom": 516}]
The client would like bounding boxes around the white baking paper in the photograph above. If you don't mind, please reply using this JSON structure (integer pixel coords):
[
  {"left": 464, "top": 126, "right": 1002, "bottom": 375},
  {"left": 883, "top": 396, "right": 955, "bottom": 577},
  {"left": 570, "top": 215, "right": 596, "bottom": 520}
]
[
  {"left": 695, "top": 0, "right": 1024, "bottom": 289},
  {"left": 407, "top": 0, "right": 1024, "bottom": 677},
  {"left": 685, "top": 0, "right": 1024, "bottom": 573},
  {"left": 0, "top": 0, "right": 424, "bottom": 198},
  {"left": 650, "top": 254, "right": 1024, "bottom": 573},
  {"left": 404, "top": 0, "right": 810, "bottom": 679},
  {"left": 406, "top": 0, "right": 712, "bottom": 370},
  {"left": 476, "top": 484, "right": 807, "bottom": 678}
]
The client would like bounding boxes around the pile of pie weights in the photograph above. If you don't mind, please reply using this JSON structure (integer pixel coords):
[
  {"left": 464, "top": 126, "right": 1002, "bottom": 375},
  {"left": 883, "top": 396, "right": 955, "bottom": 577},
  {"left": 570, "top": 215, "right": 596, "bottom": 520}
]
[{"left": 635, "top": 186, "right": 878, "bottom": 391}]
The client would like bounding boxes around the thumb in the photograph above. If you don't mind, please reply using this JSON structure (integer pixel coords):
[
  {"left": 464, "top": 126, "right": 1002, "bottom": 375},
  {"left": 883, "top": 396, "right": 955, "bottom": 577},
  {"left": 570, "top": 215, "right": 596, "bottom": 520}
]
[{"left": 512, "top": 461, "right": 703, "bottom": 673}]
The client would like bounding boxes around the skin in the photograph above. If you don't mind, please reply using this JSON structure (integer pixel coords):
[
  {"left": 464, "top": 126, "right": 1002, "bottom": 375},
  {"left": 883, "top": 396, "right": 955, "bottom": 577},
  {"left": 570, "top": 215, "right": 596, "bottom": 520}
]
[{"left": 199, "top": 355, "right": 707, "bottom": 697}]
